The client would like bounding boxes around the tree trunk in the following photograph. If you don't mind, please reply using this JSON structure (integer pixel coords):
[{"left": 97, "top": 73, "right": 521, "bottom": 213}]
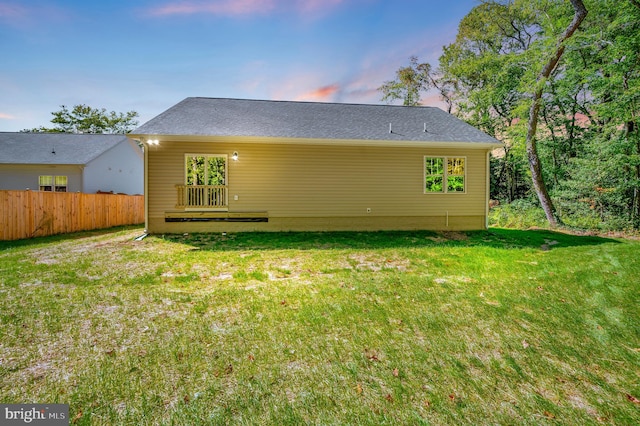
[
  {"left": 526, "top": 0, "right": 588, "bottom": 227},
  {"left": 631, "top": 120, "right": 640, "bottom": 226}
]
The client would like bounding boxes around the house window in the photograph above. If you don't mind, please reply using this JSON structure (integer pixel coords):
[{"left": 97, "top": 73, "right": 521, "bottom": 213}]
[
  {"left": 185, "top": 155, "right": 227, "bottom": 186},
  {"left": 39, "top": 175, "right": 68, "bottom": 192},
  {"left": 39, "top": 175, "right": 53, "bottom": 191},
  {"left": 424, "top": 157, "right": 465, "bottom": 193},
  {"left": 182, "top": 154, "right": 228, "bottom": 209},
  {"left": 54, "top": 176, "right": 68, "bottom": 192}
]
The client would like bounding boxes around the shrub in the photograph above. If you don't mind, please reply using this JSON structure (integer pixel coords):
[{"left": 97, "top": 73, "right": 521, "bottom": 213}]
[{"left": 489, "top": 199, "right": 548, "bottom": 228}]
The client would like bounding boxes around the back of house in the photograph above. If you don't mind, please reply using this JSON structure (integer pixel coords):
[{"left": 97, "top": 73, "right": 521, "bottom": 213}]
[{"left": 129, "top": 97, "right": 502, "bottom": 234}]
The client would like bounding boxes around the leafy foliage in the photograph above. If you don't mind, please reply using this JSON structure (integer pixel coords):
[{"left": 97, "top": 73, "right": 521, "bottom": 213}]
[
  {"left": 378, "top": 56, "right": 434, "bottom": 106},
  {"left": 382, "top": 0, "right": 640, "bottom": 230},
  {"left": 186, "top": 155, "right": 226, "bottom": 186},
  {"left": 22, "top": 104, "right": 139, "bottom": 134}
]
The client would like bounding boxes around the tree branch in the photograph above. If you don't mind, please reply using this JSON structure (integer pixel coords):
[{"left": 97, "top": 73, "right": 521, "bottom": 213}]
[{"left": 525, "top": 0, "right": 588, "bottom": 227}]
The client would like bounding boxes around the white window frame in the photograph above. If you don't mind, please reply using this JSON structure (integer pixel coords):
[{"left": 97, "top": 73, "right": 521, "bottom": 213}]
[
  {"left": 54, "top": 175, "right": 68, "bottom": 192},
  {"left": 184, "top": 154, "right": 228, "bottom": 186},
  {"left": 183, "top": 154, "right": 229, "bottom": 211},
  {"left": 423, "top": 156, "right": 467, "bottom": 194},
  {"left": 39, "top": 175, "right": 68, "bottom": 192},
  {"left": 39, "top": 175, "right": 53, "bottom": 192}
]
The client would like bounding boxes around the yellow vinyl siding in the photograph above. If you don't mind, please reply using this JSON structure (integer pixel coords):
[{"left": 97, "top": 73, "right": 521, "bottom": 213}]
[{"left": 146, "top": 139, "right": 489, "bottom": 232}]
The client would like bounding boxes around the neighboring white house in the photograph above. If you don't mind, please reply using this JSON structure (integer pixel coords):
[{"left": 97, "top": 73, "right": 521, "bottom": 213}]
[{"left": 0, "top": 132, "right": 143, "bottom": 195}]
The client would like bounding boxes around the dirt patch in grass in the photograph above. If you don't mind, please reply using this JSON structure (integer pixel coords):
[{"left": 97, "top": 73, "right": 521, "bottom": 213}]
[
  {"left": 2, "top": 227, "right": 639, "bottom": 425},
  {"left": 438, "top": 231, "right": 469, "bottom": 241},
  {"left": 29, "top": 231, "right": 138, "bottom": 265},
  {"left": 347, "top": 253, "right": 410, "bottom": 272}
]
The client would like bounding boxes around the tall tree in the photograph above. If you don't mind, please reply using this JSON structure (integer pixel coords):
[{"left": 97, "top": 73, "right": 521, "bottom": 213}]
[
  {"left": 525, "top": 0, "right": 588, "bottom": 227},
  {"left": 378, "top": 56, "right": 434, "bottom": 106},
  {"left": 436, "top": 1, "right": 539, "bottom": 203},
  {"left": 433, "top": 0, "right": 590, "bottom": 226},
  {"left": 383, "top": 0, "right": 640, "bottom": 229},
  {"left": 559, "top": 0, "right": 640, "bottom": 228},
  {"left": 23, "top": 104, "right": 139, "bottom": 134}
]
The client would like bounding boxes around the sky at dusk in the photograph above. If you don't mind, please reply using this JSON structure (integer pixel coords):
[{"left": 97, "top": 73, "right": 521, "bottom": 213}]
[{"left": 0, "top": 0, "right": 480, "bottom": 132}]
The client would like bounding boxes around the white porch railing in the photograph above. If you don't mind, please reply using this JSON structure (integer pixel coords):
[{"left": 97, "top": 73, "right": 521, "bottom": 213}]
[{"left": 175, "top": 185, "right": 227, "bottom": 209}]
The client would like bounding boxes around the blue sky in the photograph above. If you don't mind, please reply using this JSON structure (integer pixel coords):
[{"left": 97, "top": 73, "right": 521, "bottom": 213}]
[{"left": 0, "top": 0, "right": 479, "bottom": 131}]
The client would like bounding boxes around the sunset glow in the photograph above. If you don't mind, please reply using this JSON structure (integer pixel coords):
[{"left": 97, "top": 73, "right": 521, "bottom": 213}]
[{"left": 0, "top": 0, "right": 479, "bottom": 131}]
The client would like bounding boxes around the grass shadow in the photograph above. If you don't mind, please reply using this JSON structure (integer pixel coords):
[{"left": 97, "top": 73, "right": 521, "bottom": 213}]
[
  {"left": 0, "top": 225, "right": 144, "bottom": 251},
  {"left": 158, "top": 227, "right": 620, "bottom": 252}
]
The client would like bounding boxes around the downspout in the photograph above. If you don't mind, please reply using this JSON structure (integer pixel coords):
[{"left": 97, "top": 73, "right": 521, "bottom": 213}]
[
  {"left": 78, "top": 165, "right": 84, "bottom": 193},
  {"left": 485, "top": 150, "right": 491, "bottom": 230},
  {"left": 144, "top": 143, "right": 149, "bottom": 233}
]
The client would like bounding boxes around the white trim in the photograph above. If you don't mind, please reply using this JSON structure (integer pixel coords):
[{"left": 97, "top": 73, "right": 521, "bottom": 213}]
[
  {"left": 38, "top": 174, "right": 68, "bottom": 192},
  {"left": 423, "top": 156, "right": 467, "bottom": 194},
  {"left": 423, "top": 157, "right": 444, "bottom": 193},
  {"left": 130, "top": 134, "right": 503, "bottom": 150},
  {"left": 184, "top": 153, "right": 228, "bottom": 186},
  {"left": 184, "top": 153, "right": 229, "bottom": 208}
]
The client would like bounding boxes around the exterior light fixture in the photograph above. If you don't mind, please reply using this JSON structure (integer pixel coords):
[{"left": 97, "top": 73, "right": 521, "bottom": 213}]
[
  {"left": 232, "top": 151, "right": 239, "bottom": 161},
  {"left": 147, "top": 139, "right": 159, "bottom": 146}
]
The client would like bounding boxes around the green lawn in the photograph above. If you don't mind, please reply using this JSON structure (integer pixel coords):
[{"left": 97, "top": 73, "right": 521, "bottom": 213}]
[{"left": 1, "top": 227, "right": 639, "bottom": 425}]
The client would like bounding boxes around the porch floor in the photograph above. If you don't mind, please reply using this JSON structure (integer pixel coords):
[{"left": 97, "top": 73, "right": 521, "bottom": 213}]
[{"left": 165, "top": 211, "right": 268, "bottom": 223}]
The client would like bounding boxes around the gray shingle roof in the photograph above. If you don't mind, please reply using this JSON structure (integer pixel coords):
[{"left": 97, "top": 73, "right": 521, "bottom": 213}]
[
  {"left": 0, "top": 132, "right": 130, "bottom": 165},
  {"left": 132, "top": 97, "right": 501, "bottom": 145}
]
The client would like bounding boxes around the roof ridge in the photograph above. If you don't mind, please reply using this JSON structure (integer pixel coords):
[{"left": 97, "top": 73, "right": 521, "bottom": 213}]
[
  {"left": 188, "top": 96, "right": 440, "bottom": 110},
  {"left": 0, "top": 131, "right": 127, "bottom": 137}
]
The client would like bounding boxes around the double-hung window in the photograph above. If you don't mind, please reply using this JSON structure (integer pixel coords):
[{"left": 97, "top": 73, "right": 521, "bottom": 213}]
[
  {"left": 424, "top": 157, "right": 465, "bottom": 193},
  {"left": 39, "top": 175, "right": 68, "bottom": 192},
  {"left": 39, "top": 175, "right": 53, "bottom": 191},
  {"left": 54, "top": 176, "right": 68, "bottom": 192}
]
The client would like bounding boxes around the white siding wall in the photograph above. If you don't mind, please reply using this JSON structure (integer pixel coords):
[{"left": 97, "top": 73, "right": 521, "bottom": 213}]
[{"left": 84, "top": 139, "right": 143, "bottom": 194}]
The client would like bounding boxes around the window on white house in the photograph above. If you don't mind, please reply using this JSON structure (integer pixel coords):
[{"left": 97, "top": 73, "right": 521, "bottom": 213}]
[
  {"left": 54, "top": 176, "right": 68, "bottom": 192},
  {"left": 424, "top": 157, "right": 466, "bottom": 193},
  {"left": 39, "top": 175, "right": 53, "bottom": 191},
  {"left": 39, "top": 175, "right": 68, "bottom": 192}
]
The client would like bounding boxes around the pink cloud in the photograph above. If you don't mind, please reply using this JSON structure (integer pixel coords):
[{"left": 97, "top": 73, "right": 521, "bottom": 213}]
[
  {"left": 419, "top": 91, "right": 449, "bottom": 110},
  {"left": 296, "top": 84, "right": 340, "bottom": 102},
  {"left": 294, "top": 0, "right": 345, "bottom": 15},
  {"left": 148, "top": 0, "right": 276, "bottom": 17},
  {"left": 0, "top": 2, "right": 69, "bottom": 25},
  {"left": 147, "top": 0, "right": 353, "bottom": 18},
  {"left": 262, "top": 66, "right": 380, "bottom": 105},
  {"left": 266, "top": 72, "right": 323, "bottom": 101},
  {"left": 0, "top": 2, "right": 28, "bottom": 19},
  {"left": 0, "top": 112, "right": 16, "bottom": 120}
]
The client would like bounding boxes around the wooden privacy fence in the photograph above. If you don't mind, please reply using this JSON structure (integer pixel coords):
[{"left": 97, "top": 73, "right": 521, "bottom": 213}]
[{"left": 0, "top": 190, "right": 144, "bottom": 241}]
